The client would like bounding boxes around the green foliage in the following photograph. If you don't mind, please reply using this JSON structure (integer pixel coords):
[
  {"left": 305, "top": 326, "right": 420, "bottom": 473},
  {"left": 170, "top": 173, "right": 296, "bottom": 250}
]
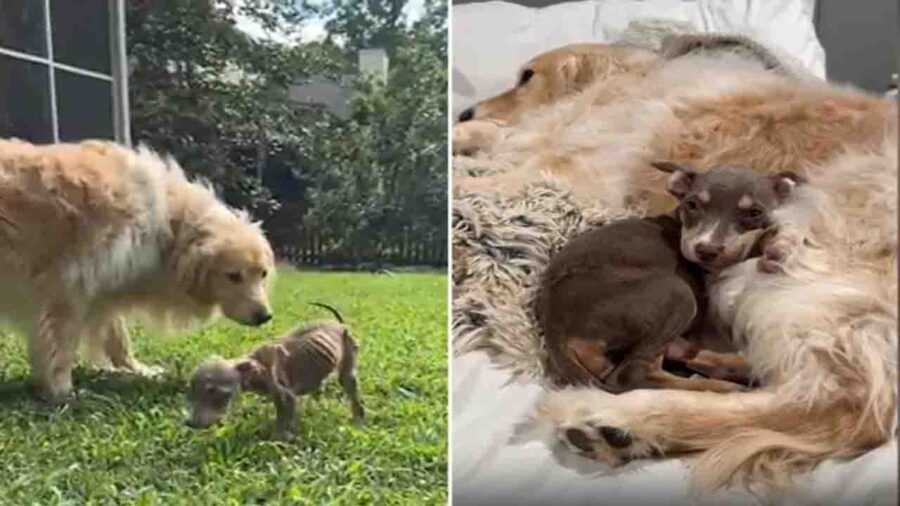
[
  {"left": 0, "top": 269, "right": 448, "bottom": 503},
  {"left": 127, "top": 0, "right": 447, "bottom": 264}
]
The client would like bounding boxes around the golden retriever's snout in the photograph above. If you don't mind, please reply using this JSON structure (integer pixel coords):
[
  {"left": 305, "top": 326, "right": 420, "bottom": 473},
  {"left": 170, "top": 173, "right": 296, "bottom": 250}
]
[
  {"left": 458, "top": 107, "right": 475, "bottom": 122},
  {"left": 252, "top": 309, "right": 272, "bottom": 326}
]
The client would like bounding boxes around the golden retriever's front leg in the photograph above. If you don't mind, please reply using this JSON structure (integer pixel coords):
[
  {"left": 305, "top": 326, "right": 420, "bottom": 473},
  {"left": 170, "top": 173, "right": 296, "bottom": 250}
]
[
  {"left": 29, "top": 302, "right": 81, "bottom": 403},
  {"left": 101, "top": 316, "right": 163, "bottom": 376},
  {"left": 535, "top": 388, "right": 776, "bottom": 467}
]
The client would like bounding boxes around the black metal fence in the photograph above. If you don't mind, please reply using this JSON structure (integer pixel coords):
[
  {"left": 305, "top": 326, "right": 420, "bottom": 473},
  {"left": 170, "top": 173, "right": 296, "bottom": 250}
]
[{"left": 274, "top": 227, "right": 447, "bottom": 267}]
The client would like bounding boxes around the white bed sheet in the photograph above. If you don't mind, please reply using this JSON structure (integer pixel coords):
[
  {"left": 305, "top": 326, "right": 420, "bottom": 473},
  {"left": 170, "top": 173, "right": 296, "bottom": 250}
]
[
  {"left": 452, "top": 350, "right": 898, "bottom": 505},
  {"left": 452, "top": 0, "right": 827, "bottom": 118}
]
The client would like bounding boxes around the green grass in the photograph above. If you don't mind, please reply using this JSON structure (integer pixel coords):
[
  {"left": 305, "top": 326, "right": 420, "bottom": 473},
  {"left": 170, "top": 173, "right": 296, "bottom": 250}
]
[{"left": 0, "top": 269, "right": 448, "bottom": 505}]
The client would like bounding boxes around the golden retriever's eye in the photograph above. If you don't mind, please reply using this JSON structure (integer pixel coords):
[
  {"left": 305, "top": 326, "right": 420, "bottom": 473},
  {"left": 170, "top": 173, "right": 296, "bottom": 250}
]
[
  {"left": 519, "top": 69, "right": 534, "bottom": 86},
  {"left": 227, "top": 272, "right": 243, "bottom": 283},
  {"left": 261, "top": 270, "right": 268, "bottom": 279}
]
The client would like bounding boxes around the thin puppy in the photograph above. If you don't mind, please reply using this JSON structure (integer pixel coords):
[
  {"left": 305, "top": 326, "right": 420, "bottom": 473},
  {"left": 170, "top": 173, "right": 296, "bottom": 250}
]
[
  {"left": 185, "top": 303, "right": 364, "bottom": 438},
  {"left": 537, "top": 162, "right": 801, "bottom": 393}
]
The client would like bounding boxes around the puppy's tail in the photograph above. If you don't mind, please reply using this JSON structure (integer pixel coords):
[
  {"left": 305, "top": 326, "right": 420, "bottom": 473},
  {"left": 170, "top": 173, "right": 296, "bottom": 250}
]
[{"left": 309, "top": 302, "right": 344, "bottom": 324}]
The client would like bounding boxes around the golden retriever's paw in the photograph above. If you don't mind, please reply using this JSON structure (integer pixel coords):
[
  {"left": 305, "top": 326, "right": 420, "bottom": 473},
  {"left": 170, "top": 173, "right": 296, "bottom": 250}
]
[
  {"left": 453, "top": 120, "right": 501, "bottom": 155},
  {"left": 108, "top": 360, "right": 164, "bottom": 377},
  {"left": 535, "top": 388, "right": 660, "bottom": 465},
  {"left": 559, "top": 422, "right": 635, "bottom": 466},
  {"left": 130, "top": 363, "right": 165, "bottom": 377},
  {"left": 34, "top": 383, "right": 75, "bottom": 405}
]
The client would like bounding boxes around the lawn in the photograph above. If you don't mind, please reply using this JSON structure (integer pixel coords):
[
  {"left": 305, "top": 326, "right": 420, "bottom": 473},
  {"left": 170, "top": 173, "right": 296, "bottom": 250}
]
[{"left": 0, "top": 269, "right": 448, "bottom": 505}]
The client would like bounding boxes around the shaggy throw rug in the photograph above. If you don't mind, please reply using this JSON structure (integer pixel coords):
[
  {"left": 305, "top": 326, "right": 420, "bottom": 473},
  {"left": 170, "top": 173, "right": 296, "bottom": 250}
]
[{"left": 451, "top": 25, "right": 808, "bottom": 380}]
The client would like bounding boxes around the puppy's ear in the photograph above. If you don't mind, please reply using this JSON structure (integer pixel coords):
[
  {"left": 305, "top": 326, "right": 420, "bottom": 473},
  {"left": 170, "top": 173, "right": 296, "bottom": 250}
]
[
  {"left": 235, "top": 359, "right": 264, "bottom": 378},
  {"left": 275, "top": 344, "right": 289, "bottom": 361},
  {"left": 652, "top": 161, "right": 697, "bottom": 199},
  {"left": 770, "top": 171, "right": 806, "bottom": 200}
]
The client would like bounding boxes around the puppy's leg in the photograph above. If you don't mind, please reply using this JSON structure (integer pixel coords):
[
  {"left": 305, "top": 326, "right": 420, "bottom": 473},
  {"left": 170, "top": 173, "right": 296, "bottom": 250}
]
[
  {"left": 603, "top": 279, "right": 744, "bottom": 394},
  {"left": 549, "top": 337, "right": 614, "bottom": 387},
  {"left": 101, "top": 316, "right": 163, "bottom": 376},
  {"left": 685, "top": 350, "right": 754, "bottom": 386},
  {"left": 272, "top": 387, "right": 299, "bottom": 440},
  {"left": 30, "top": 301, "right": 81, "bottom": 403},
  {"left": 610, "top": 356, "right": 746, "bottom": 393},
  {"left": 339, "top": 340, "right": 365, "bottom": 423}
]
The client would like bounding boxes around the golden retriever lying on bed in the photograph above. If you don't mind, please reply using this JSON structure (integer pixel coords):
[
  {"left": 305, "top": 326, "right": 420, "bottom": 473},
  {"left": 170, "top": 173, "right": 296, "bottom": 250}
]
[
  {"left": 454, "top": 43, "right": 895, "bottom": 214},
  {"left": 0, "top": 139, "right": 275, "bottom": 403},
  {"left": 454, "top": 43, "right": 898, "bottom": 492}
]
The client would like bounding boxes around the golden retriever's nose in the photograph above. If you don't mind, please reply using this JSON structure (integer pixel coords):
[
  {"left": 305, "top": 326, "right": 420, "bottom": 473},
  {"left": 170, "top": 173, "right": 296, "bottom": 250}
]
[
  {"left": 458, "top": 107, "right": 475, "bottom": 122},
  {"left": 252, "top": 310, "right": 272, "bottom": 326}
]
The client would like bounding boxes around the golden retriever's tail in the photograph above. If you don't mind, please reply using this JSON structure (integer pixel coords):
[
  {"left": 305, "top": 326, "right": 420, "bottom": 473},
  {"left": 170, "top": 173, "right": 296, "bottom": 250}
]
[{"left": 535, "top": 380, "right": 894, "bottom": 494}]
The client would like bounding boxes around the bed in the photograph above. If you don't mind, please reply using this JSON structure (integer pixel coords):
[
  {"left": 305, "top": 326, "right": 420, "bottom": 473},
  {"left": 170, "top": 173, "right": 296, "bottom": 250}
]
[{"left": 451, "top": 1, "right": 898, "bottom": 504}]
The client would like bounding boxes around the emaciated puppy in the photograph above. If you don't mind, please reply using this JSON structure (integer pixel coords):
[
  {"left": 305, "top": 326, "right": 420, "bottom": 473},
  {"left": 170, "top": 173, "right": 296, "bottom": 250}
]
[
  {"left": 537, "top": 162, "right": 801, "bottom": 394},
  {"left": 185, "top": 303, "right": 364, "bottom": 439}
]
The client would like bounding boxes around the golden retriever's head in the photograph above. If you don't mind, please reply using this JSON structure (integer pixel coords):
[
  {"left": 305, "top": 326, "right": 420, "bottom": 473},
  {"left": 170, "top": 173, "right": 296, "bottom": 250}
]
[
  {"left": 175, "top": 211, "right": 276, "bottom": 326},
  {"left": 456, "top": 43, "right": 655, "bottom": 124}
]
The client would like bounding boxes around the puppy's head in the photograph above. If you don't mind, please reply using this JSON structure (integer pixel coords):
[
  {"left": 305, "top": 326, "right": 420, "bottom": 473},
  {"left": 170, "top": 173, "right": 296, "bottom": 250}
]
[
  {"left": 185, "top": 358, "right": 241, "bottom": 429},
  {"left": 652, "top": 161, "right": 804, "bottom": 271},
  {"left": 456, "top": 44, "right": 654, "bottom": 124},
  {"left": 185, "top": 356, "right": 274, "bottom": 429},
  {"left": 177, "top": 212, "right": 276, "bottom": 326}
]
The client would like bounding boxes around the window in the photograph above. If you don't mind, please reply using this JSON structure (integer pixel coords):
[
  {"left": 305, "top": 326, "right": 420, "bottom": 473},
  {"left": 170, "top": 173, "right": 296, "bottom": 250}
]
[{"left": 0, "top": 0, "right": 129, "bottom": 145}]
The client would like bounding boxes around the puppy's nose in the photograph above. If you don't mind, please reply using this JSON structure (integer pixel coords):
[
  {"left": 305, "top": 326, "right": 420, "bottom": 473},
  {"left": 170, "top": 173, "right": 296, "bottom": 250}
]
[
  {"left": 458, "top": 107, "right": 475, "bottom": 122},
  {"left": 253, "top": 310, "right": 272, "bottom": 325},
  {"left": 694, "top": 242, "right": 724, "bottom": 262}
]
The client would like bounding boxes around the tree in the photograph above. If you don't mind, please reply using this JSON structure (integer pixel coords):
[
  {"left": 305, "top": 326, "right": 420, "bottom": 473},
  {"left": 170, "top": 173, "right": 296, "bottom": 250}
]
[{"left": 127, "top": 0, "right": 447, "bottom": 265}]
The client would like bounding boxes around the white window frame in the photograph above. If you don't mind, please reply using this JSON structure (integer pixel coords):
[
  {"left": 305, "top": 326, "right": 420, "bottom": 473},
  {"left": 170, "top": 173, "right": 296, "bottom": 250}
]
[{"left": 0, "top": 0, "right": 130, "bottom": 145}]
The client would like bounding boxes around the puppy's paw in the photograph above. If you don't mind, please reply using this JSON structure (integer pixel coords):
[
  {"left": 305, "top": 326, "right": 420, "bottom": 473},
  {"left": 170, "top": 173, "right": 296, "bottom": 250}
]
[
  {"left": 273, "top": 427, "right": 297, "bottom": 442},
  {"left": 758, "top": 232, "right": 799, "bottom": 274}
]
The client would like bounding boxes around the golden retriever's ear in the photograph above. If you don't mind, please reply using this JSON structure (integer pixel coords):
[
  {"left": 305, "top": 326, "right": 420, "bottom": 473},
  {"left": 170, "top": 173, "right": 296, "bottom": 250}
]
[
  {"left": 558, "top": 53, "right": 599, "bottom": 90},
  {"left": 172, "top": 232, "right": 216, "bottom": 301}
]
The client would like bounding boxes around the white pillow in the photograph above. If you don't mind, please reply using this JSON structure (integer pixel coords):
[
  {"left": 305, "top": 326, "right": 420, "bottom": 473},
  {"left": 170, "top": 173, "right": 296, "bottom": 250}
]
[{"left": 452, "top": 0, "right": 826, "bottom": 118}]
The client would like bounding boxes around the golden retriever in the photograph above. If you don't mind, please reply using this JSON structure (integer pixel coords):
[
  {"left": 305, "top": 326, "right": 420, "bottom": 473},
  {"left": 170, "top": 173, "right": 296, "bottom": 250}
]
[
  {"left": 454, "top": 43, "right": 898, "bottom": 493},
  {"left": 454, "top": 43, "right": 895, "bottom": 215},
  {"left": 0, "top": 139, "right": 275, "bottom": 403}
]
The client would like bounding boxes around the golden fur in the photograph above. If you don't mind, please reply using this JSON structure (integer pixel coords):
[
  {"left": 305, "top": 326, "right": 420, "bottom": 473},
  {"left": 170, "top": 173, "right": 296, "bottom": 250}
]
[
  {"left": 0, "top": 139, "right": 275, "bottom": 402},
  {"left": 454, "top": 44, "right": 895, "bottom": 214},
  {"left": 453, "top": 44, "right": 898, "bottom": 493}
]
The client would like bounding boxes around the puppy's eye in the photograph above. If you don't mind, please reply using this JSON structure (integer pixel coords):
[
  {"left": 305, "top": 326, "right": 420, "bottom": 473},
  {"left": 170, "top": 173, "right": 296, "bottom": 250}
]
[
  {"left": 227, "top": 272, "right": 243, "bottom": 283},
  {"left": 682, "top": 199, "right": 701, "bottom": 212},
  {"left": 742, "top": 207, "right": 765, "bottom": 220},
  {"left": 261, "top": 270, "right": 268, "bottom": 279},
  {"left": 519, "top": 69, "right": 534, "bottom": 86}
]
